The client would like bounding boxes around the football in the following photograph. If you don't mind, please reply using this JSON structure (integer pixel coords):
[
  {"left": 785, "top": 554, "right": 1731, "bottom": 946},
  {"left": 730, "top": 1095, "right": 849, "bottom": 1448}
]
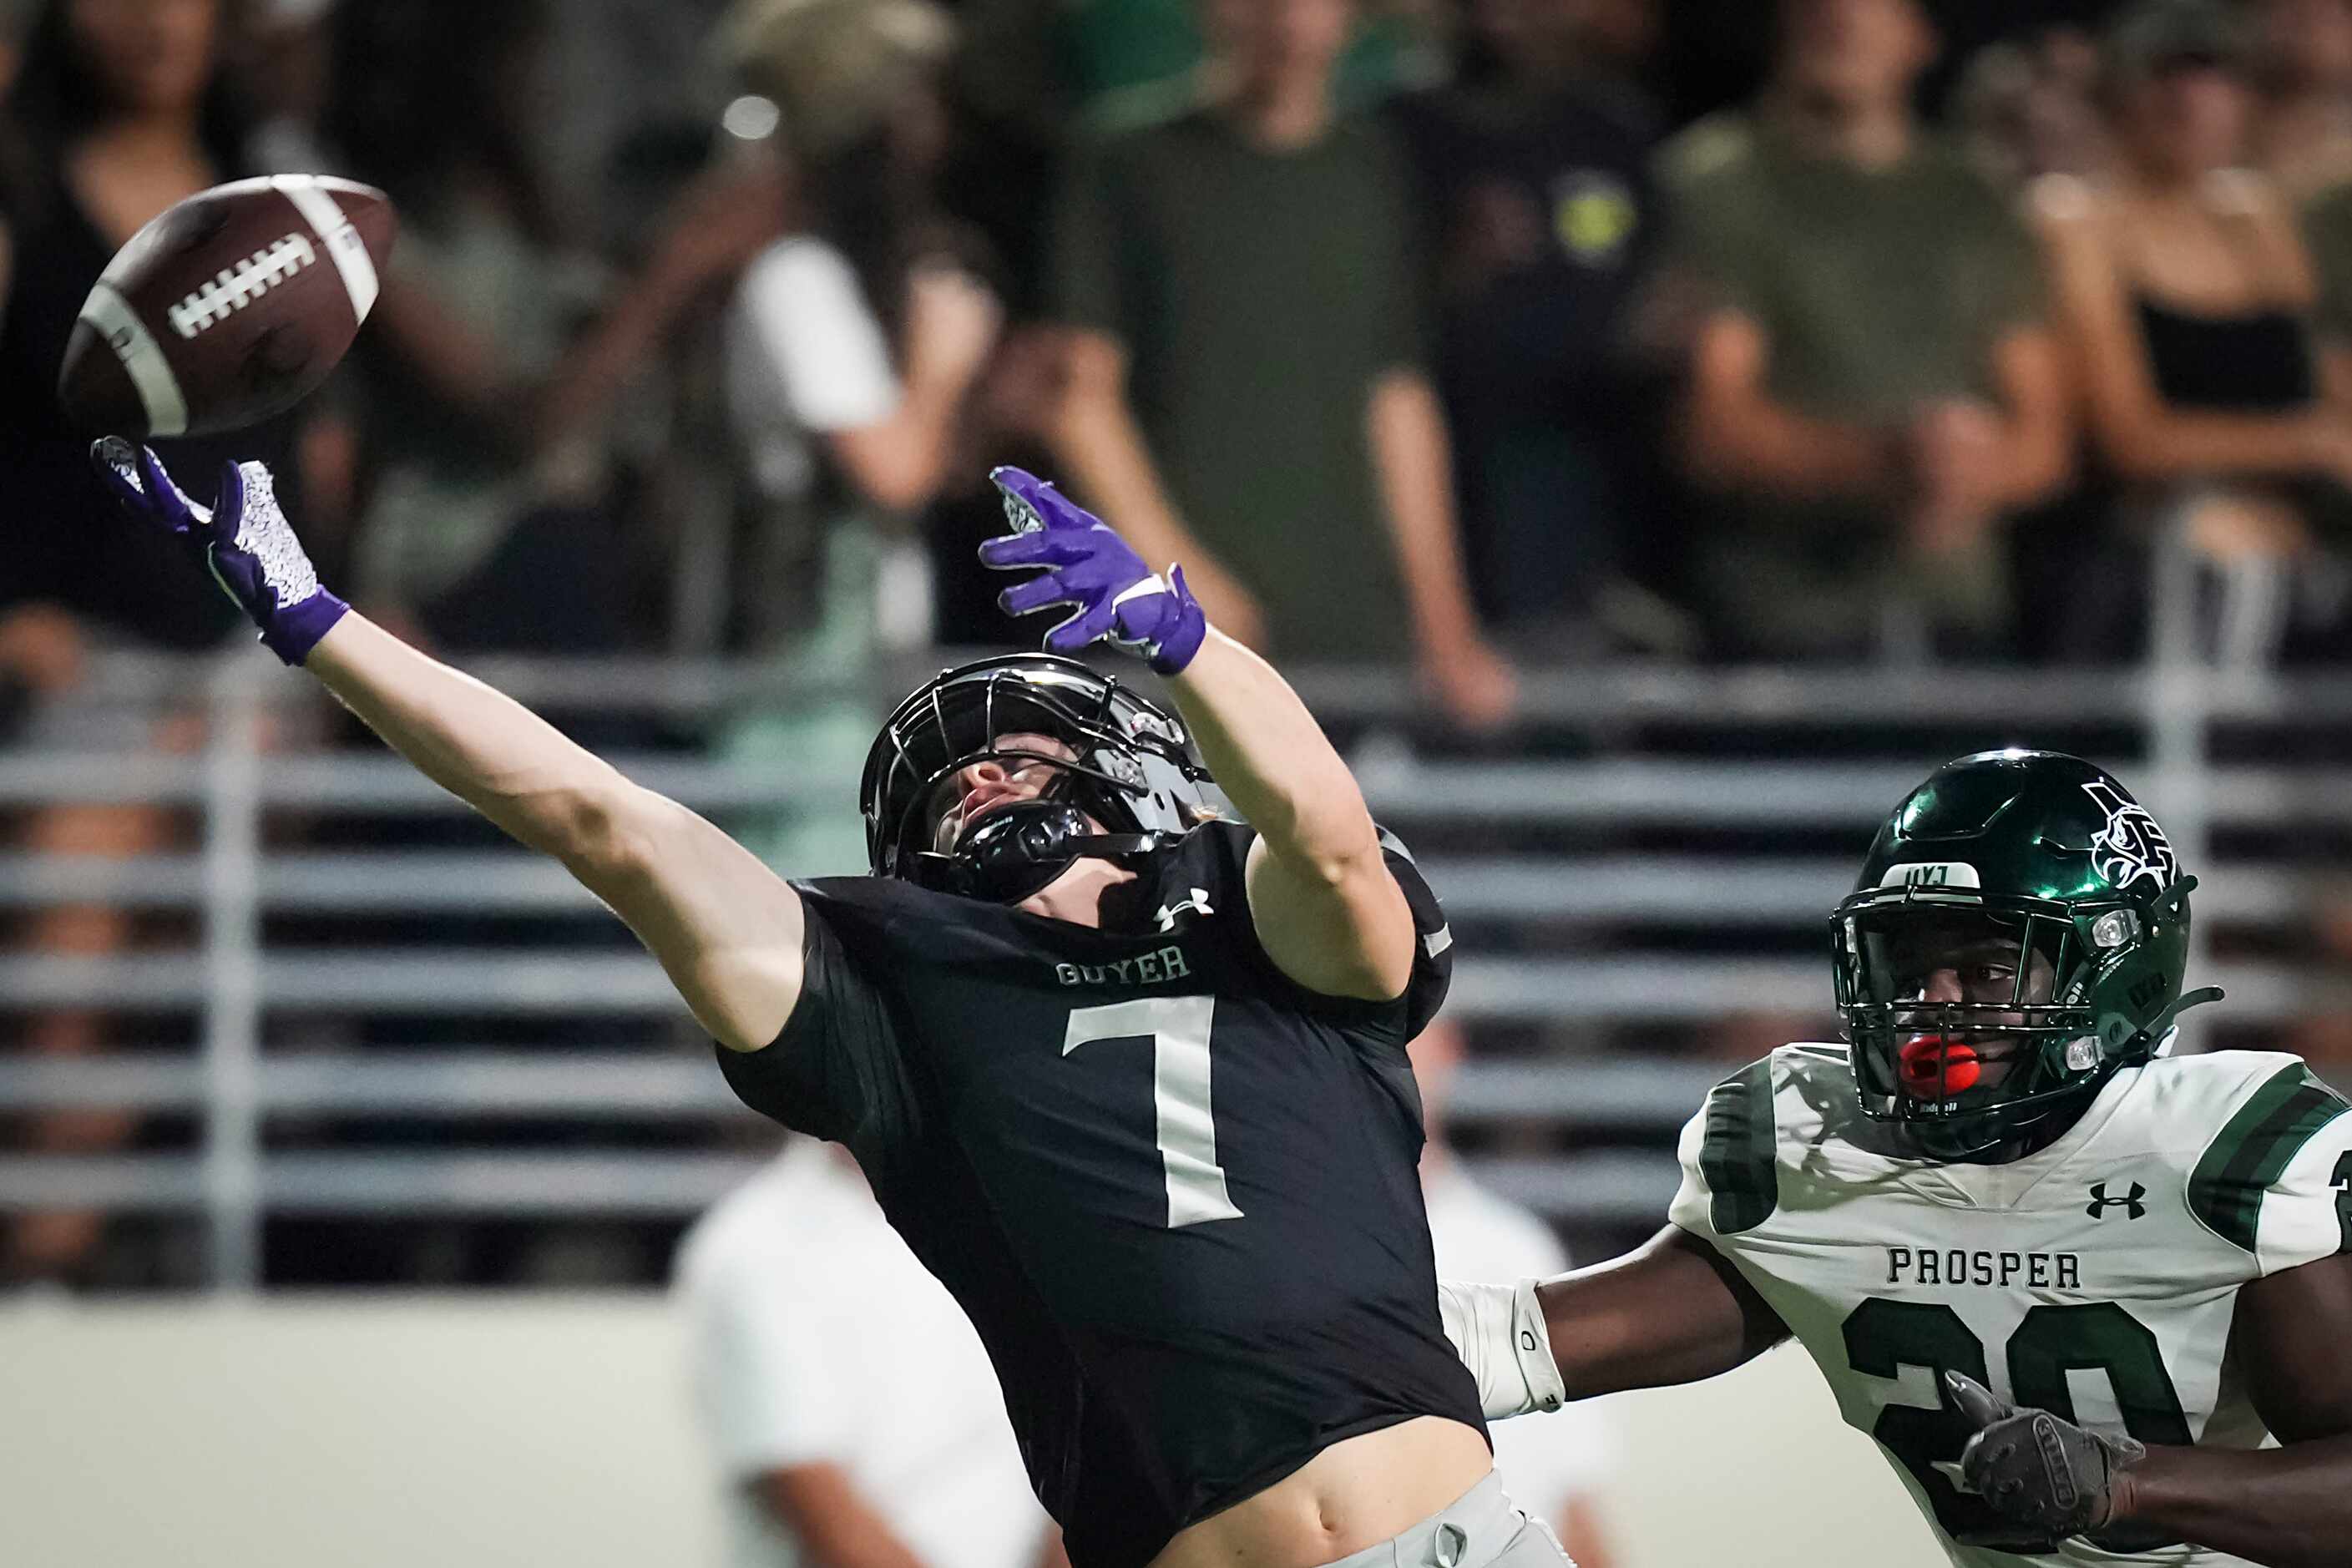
[{"left": 58, "top": 174, "right": 397, "bottom": 439}]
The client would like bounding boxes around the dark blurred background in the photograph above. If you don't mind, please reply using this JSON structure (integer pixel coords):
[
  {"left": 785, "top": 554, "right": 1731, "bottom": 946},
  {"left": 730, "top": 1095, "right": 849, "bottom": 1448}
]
[
  {"left": 14, "top": 6, "right": 2352, "bottom": 1566},
  {"left": 2, "top": 0, "right": 2349, "bottom": 1308}
]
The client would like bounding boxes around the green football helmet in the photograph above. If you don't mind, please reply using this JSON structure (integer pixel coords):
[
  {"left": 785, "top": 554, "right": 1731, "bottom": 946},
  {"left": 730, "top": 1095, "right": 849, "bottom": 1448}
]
[{"left": 1832, "top": 750, "right": 2222, "bottom": 1158}]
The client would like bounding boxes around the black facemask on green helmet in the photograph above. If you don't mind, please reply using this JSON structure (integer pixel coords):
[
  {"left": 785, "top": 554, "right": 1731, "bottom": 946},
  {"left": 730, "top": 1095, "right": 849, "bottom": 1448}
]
[{"left": 1832, "top": 751, "right": 2223, "bottom": 1161}]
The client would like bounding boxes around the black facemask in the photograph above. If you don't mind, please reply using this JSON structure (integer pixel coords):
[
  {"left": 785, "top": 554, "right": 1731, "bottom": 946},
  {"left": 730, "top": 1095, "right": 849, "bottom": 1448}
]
[{"left": 908, "top": 799, "right": 1167, "bottom": 904}]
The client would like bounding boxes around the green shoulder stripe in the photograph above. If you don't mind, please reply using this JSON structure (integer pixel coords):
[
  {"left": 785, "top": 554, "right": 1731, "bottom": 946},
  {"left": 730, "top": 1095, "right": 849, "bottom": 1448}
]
[
  {"left": 2189, "top": 1064, "right": 2352, "bottom": 1254},
  {"left": 1700, "top": 1057, "right": 1779, "bottom": 1236}
]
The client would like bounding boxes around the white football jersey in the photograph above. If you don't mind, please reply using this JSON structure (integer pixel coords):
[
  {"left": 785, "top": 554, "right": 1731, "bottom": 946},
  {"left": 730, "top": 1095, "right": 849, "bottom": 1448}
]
[{"left": 1672, "top": 1044, "right": 2352, "bottom": 1568}]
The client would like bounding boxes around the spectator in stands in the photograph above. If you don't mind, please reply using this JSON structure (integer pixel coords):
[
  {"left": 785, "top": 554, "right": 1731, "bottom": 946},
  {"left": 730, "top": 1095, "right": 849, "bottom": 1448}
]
[
  {"left": 2248, "top": 0, "right": 2352, "bottom": 198},
  {"left": 1657, "top": 0, "right": 2070, "bottom": 661},
  {"left": 0, "top": 0, "right": 284, "bottom": 1285},
  {"left": 0, "top": 0, "right": 275, "bottom": 642},
  {"left": 716, "top": 0, "right": 1004, "bottom": 653},
  {"left": 713, "top": 0, "right": 1006, "bottom": 875},
  {"left": 675, "top": 1137, "right": 1065, "bottom": 1568},
  {"left": 1409, "top": 1018, "right": 1620, "bottom": 1568},
  {"left": 2036, "top": 0, "right": 2352, "bottom": 661},
  {"left": 323, "top": 0, "right": 786, "bottom": 650},
  {"left": 1390, "top": 0, "right": 1665, "bottom": 655},
  {"left": 1050, "top": 0, "right": 1515, "bottom": 727},
  {"left": 1954, "top": 27, "right": 2111, "bottom": 191},
  {"left": 928, "top": 31, "right": 1085, "bottom": 651}
]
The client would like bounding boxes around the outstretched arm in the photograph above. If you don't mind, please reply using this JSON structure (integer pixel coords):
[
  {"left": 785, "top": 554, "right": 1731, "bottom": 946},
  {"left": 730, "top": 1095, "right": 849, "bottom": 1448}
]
[
  {"left": 94, "top": 443, "right": 806, "bottom": 1053},
  {"left": 979, "top": 468, "right": 1416, "bottom": 1002},
  {"left": 306, "top": 618, "right": 804, "bottom": 1050},
  {"left": 1539, "top": 1225, "right": 1790, "bottom": 1396},
  {"left": 1442, "top": 1225, "right": 1789, "bottom": 1419}
]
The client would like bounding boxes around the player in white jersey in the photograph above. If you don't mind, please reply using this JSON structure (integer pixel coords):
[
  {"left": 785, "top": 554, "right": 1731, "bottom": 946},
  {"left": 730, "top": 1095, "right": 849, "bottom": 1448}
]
[{"left": 1441, "top": 750, "right": 2352, "bottom": 1566}]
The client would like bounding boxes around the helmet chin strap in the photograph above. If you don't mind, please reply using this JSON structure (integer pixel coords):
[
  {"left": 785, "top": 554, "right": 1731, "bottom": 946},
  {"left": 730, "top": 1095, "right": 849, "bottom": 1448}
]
[{"left": 2152, "top": 985, "right": 2226, "bottom": 1036}]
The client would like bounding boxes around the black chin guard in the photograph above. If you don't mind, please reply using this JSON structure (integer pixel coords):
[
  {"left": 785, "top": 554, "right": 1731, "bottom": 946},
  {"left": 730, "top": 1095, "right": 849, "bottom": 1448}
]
[{"left": 908, "top": 800, "right": 1165, "bottom": 903}]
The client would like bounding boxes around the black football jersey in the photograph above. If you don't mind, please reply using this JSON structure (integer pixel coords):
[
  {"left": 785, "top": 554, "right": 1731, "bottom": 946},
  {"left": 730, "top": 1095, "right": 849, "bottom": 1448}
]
[{"left": 716, "top": 820, "right": 1484, "bottom": 1568}]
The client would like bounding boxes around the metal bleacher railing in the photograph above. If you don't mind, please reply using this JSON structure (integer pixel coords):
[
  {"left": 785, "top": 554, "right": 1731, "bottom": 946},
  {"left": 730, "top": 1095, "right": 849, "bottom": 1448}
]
[{"left": 3, "top": 632, "right": 2350, "bottom": 1288}]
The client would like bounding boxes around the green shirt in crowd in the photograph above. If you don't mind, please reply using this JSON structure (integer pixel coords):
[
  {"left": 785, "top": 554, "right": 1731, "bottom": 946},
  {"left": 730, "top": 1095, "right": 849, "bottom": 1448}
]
[
  {"left": 1052, "top": 105, "right": 1432, "bottom": 662},
  {"left": 1662, "top": 110, "right": 2045, "bottom": 422},
  {"left": 1657, "top": 110, "right": 2048, "bottom": 655}
]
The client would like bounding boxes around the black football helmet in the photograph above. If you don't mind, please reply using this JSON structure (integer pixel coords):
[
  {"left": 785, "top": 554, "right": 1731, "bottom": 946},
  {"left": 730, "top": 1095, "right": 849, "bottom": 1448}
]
[
  {"left": 861, "top": 654, "right": 1216, "bottom": 903},
  {"left": 1832, "top": 750, "right": 2222, "bottom": 1159}
]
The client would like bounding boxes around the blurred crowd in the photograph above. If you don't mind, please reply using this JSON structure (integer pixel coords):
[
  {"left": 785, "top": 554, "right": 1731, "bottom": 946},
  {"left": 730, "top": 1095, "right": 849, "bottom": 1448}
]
[
  {"left": 17, "top": 0, "right": 2352, "bottom": 697},
  {"left": 6, "top": 0, "right": 2352, "bottom": 1285}
]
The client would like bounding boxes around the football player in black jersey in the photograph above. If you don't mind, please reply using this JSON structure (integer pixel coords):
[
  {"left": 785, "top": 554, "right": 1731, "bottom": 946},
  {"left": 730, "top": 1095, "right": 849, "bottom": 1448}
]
[{"left": 94, "top": 442, "right": 1570, "bottom": 1568}]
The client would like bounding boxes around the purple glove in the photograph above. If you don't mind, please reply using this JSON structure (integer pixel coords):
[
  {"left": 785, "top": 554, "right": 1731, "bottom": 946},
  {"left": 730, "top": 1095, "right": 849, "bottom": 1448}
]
[
  {"left": 978, "top": 466, "right": 1206, "bottom": 675},
  {"left": 93, "top": 438, "right": 348, "bottom": 666}
]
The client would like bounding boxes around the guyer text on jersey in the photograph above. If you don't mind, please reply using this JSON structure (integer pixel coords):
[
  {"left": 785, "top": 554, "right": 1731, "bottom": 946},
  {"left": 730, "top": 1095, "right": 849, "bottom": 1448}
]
[{"left": 1055, "top": 946, "right": 1192, "bottom": 988}]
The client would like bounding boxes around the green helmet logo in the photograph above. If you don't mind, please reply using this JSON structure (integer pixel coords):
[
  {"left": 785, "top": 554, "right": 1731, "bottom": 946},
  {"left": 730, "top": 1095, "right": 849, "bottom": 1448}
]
[
  {"left": 2083, "top": 780, "right": 2176, "bottom": 893},
  {"left": 1833, "top": 751, "right": 2221, "bottom": 1159}
]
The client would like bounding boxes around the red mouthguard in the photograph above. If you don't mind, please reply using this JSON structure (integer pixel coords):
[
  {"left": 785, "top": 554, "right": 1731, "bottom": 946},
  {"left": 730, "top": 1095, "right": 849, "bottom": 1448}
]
[{"left": 1899, "top": 1038, "right": 1981, "bottom": 1095}]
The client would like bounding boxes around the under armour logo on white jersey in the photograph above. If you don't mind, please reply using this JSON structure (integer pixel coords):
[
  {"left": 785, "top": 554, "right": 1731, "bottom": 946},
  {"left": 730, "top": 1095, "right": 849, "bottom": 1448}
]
[
  {"left": 2086, "top": 1181, "right": 2147, "bottom": 1220},
  {"left": 1156, "top": 888, "right": 1213, "bottom": 933}
]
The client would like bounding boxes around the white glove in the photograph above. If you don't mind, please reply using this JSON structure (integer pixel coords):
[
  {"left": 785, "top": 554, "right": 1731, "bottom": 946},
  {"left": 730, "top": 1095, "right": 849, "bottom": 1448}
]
[{"left": 1437, "top": 1277, "right": 1566, "bottom": 1420}]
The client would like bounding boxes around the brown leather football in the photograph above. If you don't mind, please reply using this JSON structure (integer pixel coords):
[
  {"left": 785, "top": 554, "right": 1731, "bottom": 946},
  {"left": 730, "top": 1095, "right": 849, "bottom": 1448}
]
[{"left": 58, "top": 174, "right": 396, "bottom": 438}]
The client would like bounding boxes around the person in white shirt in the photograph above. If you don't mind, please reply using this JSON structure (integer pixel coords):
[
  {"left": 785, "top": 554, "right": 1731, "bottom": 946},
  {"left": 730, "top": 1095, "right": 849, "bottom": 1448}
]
[
  {"left": 716, "top": 0, "right": 1002, "bottom": 648},
  {"left": 1409, "top": 1019, "right": 1621, "bottom": 1568},
  {"left": 674, "top": 1138, "right": 1059, "bottom": 1568},
  {"left": 712, "top": 0, "right": 1003, "bottom": 879}
]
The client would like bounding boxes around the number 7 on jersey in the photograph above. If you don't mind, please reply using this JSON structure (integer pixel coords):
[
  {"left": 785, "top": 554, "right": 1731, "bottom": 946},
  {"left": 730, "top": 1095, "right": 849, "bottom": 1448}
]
[{"left": 1064, "top": 996, "right": 1246, "bottom": 1228}]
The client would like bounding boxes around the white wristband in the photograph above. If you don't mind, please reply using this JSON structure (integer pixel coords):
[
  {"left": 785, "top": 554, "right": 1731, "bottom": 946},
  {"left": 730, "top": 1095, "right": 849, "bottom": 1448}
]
[{"left": 1437, "top": 1277, "right": 1566, "bottom": 1420}]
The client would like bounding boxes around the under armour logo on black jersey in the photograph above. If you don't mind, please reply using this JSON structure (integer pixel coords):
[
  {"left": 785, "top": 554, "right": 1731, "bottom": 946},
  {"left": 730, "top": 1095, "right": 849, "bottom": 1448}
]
[
  {"left": 2086, "top": 1181, "right": 2147, "bottom": 1220},
  {"left": 1156, "top": 888, "right": 1213, "bottom": 933}
]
